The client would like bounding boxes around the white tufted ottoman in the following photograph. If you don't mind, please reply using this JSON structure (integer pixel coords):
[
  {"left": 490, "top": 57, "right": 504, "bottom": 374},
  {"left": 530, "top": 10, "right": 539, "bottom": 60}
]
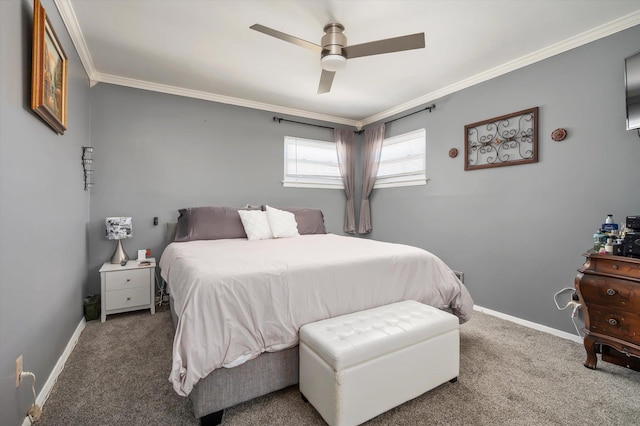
[{"left": 299, "top": 300, "right": 459, "bottom": 426}]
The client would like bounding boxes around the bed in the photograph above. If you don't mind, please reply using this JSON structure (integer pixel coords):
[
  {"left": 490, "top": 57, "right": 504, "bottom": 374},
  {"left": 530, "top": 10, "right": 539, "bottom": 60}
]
[{"left": 159, "top": 206, "right": 474, "bottom": 425}]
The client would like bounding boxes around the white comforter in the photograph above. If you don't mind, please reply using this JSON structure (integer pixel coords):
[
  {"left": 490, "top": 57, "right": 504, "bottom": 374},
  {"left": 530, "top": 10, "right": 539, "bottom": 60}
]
[{"left": 160, "top": 234, "right": 474, "bottom": 396}]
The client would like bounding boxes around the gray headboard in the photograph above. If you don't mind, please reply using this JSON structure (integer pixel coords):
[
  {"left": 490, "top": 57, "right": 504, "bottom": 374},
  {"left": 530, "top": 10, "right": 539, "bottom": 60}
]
[{"left": 166, "top": 222, "right": 177, "bottom": 245}]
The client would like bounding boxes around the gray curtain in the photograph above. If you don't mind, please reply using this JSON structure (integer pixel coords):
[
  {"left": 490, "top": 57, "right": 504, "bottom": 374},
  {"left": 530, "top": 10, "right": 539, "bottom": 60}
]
[
  {"left": 335, "top": 128, "right": 356, "bottom": 234},
  {"left": 358, "top": 123, "right": 385, "bottom": 234}
]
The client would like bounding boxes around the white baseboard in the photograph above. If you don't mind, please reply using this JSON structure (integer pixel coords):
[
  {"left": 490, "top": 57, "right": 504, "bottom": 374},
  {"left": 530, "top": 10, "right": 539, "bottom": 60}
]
[
  {"left": 22, "top": 317, "right": 86, "bottom": 426},
  {"left": 473, "top": 305, "right": 583, "bottom": 344}
]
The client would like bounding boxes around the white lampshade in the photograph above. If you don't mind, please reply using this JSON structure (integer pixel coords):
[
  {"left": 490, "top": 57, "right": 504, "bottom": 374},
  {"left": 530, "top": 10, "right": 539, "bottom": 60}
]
[
  {"left": 321, "top": 54, "right": 346, "bottom": 72},
  {"left": 105, "top": 217, "right": 132, "bottom": 240}
]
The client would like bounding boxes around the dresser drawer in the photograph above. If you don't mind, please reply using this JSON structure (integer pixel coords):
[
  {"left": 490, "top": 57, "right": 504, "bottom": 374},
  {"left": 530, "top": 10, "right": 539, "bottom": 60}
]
[
  {"left": 588, "top": 257, "right": 640, "bottom": 279},
  {"left": 577, "top": 275, "right": 640, "bottom": 311},
  {"left": 586, "top": 304, "right": 640, "bottom": 345},
  {"left": 105, "top": 287, "right": 150, "bottom": 311},
  {"left": 105, "top": 268, "right": 149, "bottom": 291}
]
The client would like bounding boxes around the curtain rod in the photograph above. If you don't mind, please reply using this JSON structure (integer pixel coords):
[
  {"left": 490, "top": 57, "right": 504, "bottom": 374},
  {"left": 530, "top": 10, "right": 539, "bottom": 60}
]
[
  {"left": 272, "top": 116, "right": 335, "bottom": 131},
  {"left": 384, "top": 104, "right": 436, "bottom": 126},
  {"left": 273, "top": 103, "right": 436, "bottom": 133}
]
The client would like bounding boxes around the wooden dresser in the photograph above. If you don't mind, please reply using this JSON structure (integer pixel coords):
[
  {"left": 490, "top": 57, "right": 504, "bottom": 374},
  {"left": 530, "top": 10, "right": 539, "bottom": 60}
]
[{"left": 575, "top": 251, "right": 640, "bottom": 371}]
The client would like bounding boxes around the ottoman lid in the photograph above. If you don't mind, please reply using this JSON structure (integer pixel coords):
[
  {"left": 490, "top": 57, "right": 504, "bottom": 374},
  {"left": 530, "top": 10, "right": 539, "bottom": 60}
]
[{"left": 299, "top": 300, "right": 458, "bottom": 370}]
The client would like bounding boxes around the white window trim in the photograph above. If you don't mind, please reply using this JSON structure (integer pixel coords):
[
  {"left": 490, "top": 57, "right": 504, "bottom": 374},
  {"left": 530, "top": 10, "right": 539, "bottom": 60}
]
[
  {"left": 374, "top": 128, "right": 428, "bottom": 189},
  {"left": 374, "top": 177, "right": 428, "bottom": 189},
  {"left": 282, "top": 180, "right": 343, "bottom": 189},
  {"left": 283, "top": 137, "right": 344, "bottom": 190}
]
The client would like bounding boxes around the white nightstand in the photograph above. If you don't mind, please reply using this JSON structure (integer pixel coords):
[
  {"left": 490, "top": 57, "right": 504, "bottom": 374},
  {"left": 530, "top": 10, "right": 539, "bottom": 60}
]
[{"left": 99, "top": 258, "right": 156, "bottom": 322}]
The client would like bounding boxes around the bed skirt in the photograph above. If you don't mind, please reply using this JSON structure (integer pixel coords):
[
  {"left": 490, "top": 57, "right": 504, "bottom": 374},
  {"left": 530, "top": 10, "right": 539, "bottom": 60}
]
[{"left": 170, "top": 295, "right": 299, "bottom": 418}]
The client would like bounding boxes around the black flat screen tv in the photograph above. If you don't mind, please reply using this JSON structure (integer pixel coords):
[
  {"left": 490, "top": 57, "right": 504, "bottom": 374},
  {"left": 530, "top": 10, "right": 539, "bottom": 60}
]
[{"left": 625, "top": 50, "right": 640, "bottom": 131}]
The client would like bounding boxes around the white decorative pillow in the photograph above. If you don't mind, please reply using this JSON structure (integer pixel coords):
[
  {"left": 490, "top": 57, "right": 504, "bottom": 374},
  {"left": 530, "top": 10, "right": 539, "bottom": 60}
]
[
  {"left": 265, "top": 205, "right": 299, "bottom": 238},
  {"left": 238, "top": 210, "right": 273, "bottom": 241}
]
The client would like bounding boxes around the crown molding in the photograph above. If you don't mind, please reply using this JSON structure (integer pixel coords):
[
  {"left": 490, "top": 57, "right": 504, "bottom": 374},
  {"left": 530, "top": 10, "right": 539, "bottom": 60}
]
[
  {"left": 54, "top": 0, "right": 99, "bottom": 85},
  {"left": 360, "top": 10, "right": 640, "bottom": 127},
  {"left": 97, "top": 73, "right": 359, "bottom": 128},
  {"left": 54, "top": 0, "right": 640, "bottom": 129},
  {"left": 55, "top": 0, "right": 355, "bottom": 127}
]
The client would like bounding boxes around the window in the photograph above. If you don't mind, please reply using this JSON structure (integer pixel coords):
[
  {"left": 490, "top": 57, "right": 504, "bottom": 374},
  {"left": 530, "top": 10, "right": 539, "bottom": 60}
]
[
  {"left": 375, "top": 128, "right": 426, "bottom": 188},
  {"left": 283, "top": 136, "right": 342, "bottom": 189}
]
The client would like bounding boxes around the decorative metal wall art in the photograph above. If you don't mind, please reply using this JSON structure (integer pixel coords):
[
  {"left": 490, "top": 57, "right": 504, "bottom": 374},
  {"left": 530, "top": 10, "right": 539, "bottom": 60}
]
[
  {"left": 464, "top": 107, "right": 538, "bottom": 171},
  {"left": 82, "top": 147, "right": 94, "bottom": 190}
]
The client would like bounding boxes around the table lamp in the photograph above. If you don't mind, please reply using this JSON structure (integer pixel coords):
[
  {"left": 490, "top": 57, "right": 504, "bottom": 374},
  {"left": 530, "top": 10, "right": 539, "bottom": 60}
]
[{"left": 105, "top": 217, "right": 132, "bottom": 264}]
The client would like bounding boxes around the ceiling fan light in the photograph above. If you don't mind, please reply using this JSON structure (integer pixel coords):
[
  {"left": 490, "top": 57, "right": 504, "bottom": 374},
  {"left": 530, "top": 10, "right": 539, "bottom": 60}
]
[{"left": 321, "top": 54, "right": 346, "bottom": 72}]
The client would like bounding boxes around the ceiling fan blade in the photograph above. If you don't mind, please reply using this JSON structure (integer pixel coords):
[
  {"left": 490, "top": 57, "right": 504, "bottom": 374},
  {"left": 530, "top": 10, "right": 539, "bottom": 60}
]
[
  {"left": 317, "top": 70, "right": 336, "bottom": 94},
  {"left": 250, "top": 24, "right": 322, "bottom": 53},
  {"left": 345, "top": 33, "right": 425, "bottom": 59}
]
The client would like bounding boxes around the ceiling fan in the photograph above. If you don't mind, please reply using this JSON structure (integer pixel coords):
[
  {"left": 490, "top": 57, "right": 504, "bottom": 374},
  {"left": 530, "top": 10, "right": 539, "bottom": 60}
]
[{"left": 250, "top": 23, "right": 425, "bottom": 94}]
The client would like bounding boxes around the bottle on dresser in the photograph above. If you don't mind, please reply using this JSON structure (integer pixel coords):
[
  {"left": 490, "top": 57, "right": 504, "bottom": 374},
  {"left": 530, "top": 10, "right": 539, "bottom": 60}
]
[
  {"left": 594, "top": 229, "right": 606, "bottom": 252},
  {"left": 602, "top": 214, "right": 619, "bottom": 233},
  {"left": 604, "top": 237, "right": 614, "bottom": 254}
]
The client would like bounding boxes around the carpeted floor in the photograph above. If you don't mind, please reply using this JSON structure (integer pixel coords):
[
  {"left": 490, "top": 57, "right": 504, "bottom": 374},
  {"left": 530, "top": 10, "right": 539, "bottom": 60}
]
[{"left": 37, "top": 306, "right": 639, "bottom": 426}]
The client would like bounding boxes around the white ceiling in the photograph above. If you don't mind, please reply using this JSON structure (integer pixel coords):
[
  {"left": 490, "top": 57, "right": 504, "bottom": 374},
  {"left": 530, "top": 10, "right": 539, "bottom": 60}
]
[{"left": 56, "top": 0, "right": 640, "bottom": 128}]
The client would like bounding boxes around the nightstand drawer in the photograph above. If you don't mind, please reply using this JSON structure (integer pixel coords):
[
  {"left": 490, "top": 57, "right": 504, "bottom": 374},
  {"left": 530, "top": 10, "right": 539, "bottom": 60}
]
[
  {"left": 105, "top": 268, "right": 149, "bottom": 291},
  {"left": 105, "top": 287, "right": 150, "bottom": 311}
]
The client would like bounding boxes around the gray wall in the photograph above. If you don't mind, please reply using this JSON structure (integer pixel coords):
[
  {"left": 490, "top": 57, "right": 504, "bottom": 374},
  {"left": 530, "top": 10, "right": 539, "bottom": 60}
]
[
  {"left": 87, "top": 85, "right": 349, "bottom": 293},
  {"left": 0, "top": 0, "right": 92, "bottom": 424},
  {"left": 365, "top": 24, "right": 640, "bottom": 334}
]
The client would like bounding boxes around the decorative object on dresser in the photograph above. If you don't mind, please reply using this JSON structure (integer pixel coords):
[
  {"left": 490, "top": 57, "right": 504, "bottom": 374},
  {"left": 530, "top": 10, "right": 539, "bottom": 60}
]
[
  {"left": 624, "top": 215, "right": 640, "bottom": 258},
  {"left": 105, "top": 217, "right": 132, "bottom": 264},
  {"left": 574, "top": 251, "right": 640, "bottom": 372},
  {"left": 31, "top": 0, "right": 68, "bottom": 134},
  {"left": 99, "top": 258, "right": 156, "bottom": 322},
  {"left": 464, "top": 107, "right": 538, "bottom": 171}
]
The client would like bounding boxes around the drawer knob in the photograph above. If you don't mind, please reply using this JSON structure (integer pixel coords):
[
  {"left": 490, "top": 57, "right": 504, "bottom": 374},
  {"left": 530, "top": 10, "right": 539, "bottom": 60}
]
[
  {"left": 606, "top": 289, "right": 616, "bottom": 296},
  {"left": 126, "top": 297, "right": 131, "bottom": 301},
  {"left": 608, "top": 318, "right": 618, "bottom": 326},
  {"left": 126, "top": 279, "right": 131, "bottom": 282},
  {"left": 612, "top": 264, "right": 618, "bottom": 270}
]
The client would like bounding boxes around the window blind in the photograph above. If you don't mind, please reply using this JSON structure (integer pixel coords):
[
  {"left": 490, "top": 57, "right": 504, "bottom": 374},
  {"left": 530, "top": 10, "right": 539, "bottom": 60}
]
[
  {"left": 375, "top": 128, "right": 426, "bottom": 188},
  {"left": 283, "top": 136, "right": 342, "bottom": 188}
]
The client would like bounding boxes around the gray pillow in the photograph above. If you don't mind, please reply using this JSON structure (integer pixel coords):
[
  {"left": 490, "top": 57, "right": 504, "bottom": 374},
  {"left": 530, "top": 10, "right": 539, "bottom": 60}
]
[
  {"left": 165, "top": 222, "right": 177, "bottom": 245},
  {"left": 174, "top": 206, "right": 255, "bottom": 242},
  {"left": 268, "top": 207, "right": 326, "bottom": 235}
]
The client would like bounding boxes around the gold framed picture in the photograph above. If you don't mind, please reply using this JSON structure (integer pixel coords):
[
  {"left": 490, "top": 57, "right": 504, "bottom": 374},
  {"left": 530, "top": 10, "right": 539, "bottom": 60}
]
[{"left": 31, "top": 0, "right": 68, "bottom": 135}]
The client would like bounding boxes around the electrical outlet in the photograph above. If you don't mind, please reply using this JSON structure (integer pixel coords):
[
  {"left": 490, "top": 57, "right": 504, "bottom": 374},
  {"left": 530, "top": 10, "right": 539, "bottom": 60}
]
[{"left": 15, "top": 355, "right": 23, "bottom": 387}]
